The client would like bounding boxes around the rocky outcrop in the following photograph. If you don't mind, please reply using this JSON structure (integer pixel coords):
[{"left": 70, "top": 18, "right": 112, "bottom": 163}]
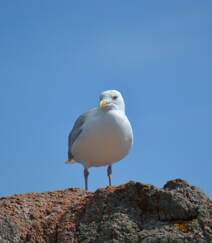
[{"left": 0, "top": 179, "right": 211, "bottom": 242}]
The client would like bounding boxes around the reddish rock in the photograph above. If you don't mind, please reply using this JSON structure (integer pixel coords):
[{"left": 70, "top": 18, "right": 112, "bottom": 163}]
[{"left": 0, "top": 180, "right": 211, "bottom": 242}]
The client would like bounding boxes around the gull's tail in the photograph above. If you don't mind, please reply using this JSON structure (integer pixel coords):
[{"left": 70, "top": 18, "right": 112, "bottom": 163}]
[
  {"left": 64, "top": 159, "right": 75, "bottom": 164},
  {"left": 65, "top": 151, "right": 76, "bottom": 164}
]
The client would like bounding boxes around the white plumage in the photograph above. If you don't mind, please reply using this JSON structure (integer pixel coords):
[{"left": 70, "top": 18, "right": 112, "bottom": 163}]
[{"left": 66, "top": 90, "right": 133, "bottom": 190}]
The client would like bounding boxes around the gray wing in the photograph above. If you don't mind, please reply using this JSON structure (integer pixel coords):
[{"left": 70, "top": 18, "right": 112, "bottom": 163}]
[{"left": 67, "top": 110, "right": 93, "bottom": 161}]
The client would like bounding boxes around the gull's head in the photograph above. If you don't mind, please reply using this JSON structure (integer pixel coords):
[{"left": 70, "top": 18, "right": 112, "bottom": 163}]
[{"left": 99, "top": 90, "right": 125, "bottom": 112}]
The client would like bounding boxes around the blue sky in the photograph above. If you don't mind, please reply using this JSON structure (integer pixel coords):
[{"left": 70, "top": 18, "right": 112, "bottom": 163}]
[{"left": 0, "top": 1, "right": 211, "bottom": 197}]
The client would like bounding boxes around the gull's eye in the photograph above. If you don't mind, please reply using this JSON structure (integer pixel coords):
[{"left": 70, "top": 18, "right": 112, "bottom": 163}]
[{"left": 112, "top": 95, "right": 118, "bottom": 100}]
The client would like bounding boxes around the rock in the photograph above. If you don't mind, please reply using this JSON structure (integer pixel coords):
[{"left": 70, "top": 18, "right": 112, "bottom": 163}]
[{"left": 0, "top": 179, "right": 211, "bottom": 242}]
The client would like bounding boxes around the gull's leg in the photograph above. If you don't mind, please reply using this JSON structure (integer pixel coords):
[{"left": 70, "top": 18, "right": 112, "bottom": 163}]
[
  {"left": 107, "top": 165, "right": 112, "bottom": 186},
  {"left": 84, "top": 168, "right": 89, "bottom": 191}
]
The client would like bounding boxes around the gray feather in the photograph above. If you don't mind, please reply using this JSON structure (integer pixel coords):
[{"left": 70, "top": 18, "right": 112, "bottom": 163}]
[{"left": 67, "top": 110, "right": 93, "bottom": 161}]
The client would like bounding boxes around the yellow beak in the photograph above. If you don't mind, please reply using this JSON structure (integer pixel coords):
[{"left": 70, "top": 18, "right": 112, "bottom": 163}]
[{"left": 99, "top": 99, "right": 109, "bottom": 110}]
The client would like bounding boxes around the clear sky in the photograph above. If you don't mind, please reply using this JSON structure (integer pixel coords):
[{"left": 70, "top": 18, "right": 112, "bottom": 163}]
[{"left": 0, "top": 1, "right": 211, "bottom": 197}]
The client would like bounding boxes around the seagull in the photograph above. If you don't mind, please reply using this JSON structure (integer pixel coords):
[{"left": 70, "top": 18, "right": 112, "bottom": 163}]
[{"left": 65, "top": 90, "right": 133, "bottom": 190}]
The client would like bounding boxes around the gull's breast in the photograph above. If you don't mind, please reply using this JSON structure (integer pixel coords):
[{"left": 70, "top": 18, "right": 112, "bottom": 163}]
[{"left": 72, "top": 110, "right": 133, "bottom": 167}]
